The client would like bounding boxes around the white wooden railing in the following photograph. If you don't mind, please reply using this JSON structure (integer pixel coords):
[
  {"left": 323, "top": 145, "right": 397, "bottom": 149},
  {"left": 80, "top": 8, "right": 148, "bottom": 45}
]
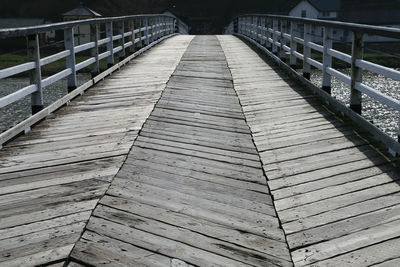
[
  {"left": 0, "top": 14, "right": 188, "bottom": 148},
  {"left": 227, "top": 15, "right": 400, "bottom": 155}
]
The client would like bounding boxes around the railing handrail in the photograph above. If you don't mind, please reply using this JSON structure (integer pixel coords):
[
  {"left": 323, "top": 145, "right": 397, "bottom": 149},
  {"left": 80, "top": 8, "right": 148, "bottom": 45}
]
[
  {"left": 229, "top": 14, "right": 400, "bottom": 155},
  {"left": 235, "top": 14, "right": 400, "bottom": 39},
  {"left": 0, "top": 13, "right": 188, "bottom": 148},
  {"left": 0, "top": 14, "right": 186, "bottom": 39}
]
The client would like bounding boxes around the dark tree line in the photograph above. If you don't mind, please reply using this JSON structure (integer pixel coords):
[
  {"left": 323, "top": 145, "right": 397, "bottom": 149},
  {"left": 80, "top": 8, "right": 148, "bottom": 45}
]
[{"left": 1, "top": 0, "right": 400, "bottom": 34}]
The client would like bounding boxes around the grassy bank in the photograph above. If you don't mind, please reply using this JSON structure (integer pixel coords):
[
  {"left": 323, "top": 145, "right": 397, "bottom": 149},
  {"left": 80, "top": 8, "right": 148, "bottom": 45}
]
[{"left": 0, "top": 53, "right": 112, "bottom": 77}]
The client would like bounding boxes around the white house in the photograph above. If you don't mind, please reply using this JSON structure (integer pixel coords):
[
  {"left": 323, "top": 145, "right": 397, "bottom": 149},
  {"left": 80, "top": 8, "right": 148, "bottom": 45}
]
[
  {"left": 289, "top": 0, "right": 340, "bottom": 19},
  {"left": 63, "top": 3, "right": 102, "bottom": 45},
  {"left": 289, "top": 0, "right": 400, "bottom": 43},
  {"left": 288, "top": 0, "right": 341, "bottom": 43}
]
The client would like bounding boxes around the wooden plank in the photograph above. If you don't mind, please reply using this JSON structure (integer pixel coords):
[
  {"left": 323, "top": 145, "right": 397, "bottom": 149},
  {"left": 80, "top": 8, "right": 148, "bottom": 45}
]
[
  {"left": 100, "top": 195, "right": 289, "bottom": 260},
  {"left": 69, "top": 35, "right": 291, "bottom": 266},
  {"left": 93, "top": 205, "right": 291, "bottom": 266},
  {"left": 86, "top": 216, "right": 255, "bottom": 267},
  {"left": 218, "top": 35, "right": 400, "bottom": 267}
]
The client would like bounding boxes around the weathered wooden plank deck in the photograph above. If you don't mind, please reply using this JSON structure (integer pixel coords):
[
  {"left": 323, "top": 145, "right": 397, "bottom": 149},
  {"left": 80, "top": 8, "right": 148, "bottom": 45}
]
[
  {"left": 68, "top": 35, "right": 292, "bottom": 267},
  {"left": 219, "top": 35, "right": 400, "bottom": 266},
  {"left": 1, "top": 34, "right": 400, "bottom": 267},
  {"left": 0, "top": 35, "right": 193, "bottom": 266}
]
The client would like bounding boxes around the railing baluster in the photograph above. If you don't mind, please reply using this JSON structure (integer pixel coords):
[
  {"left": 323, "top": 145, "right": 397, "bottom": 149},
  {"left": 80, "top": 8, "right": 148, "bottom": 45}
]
[
  {"left": 272, "top": 19, "right": 278, "bottom": 54},
  {"left": 261, "top": 17, "right": 266, "bottom": 46},
  {"left": 119, "top": 21, "right": 125, "bottom": 61},
  {"left": 280, "top": 20, "right": 287, "bottom": 61},
  {"left": 129, "top": 20, "right": 135, "bottom": 54},
  {"left": 106, "top": 22, "right": 114, "bottom": 67},
  {"left": 64, "top": 28, "right": 77, "bottom": 93},
  {"left": 350, "top": 32, "right": 364, "bottom": 114},
  {"left": 149, "top": 17, "right": 153, "bottom": 43},
  {"left": 90, "top": 24, "right": 100, "bottom": 77},
  {"left": 253, "top": 16, "right": 258, "bottom": 42},
  {"left": 290, "top": 21, "right": 297, "bottom": 69},
  {"left": 322, "top": 27, "right": 333, "bottom": 94},
  {"left": 303, "top": 23, "right": 311, "bottom": 80},
  {"left": 266, "top": 18, "right": 272, "bottom": 50},
  {"left": 145, "top": 17, "right": 150, "bottom": 46},
  {"left": 398, "top": 117, "right": 400, "bottom": 143},
  {"left": 255, "top": 16, "right": 259, "bottom": 42},
  {"left": 27, "top": 34, "right": 43, "bottom": 114},
  {"left": 137, "top": 19, "right": 143, "bottom": 49}
]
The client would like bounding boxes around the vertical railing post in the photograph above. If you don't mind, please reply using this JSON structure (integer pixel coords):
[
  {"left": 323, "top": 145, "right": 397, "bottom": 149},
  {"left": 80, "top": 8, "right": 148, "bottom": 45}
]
[
  {"left": 157, "top": 17, "right": 161, "bottom": 39},
  {"left": 322, "top": 27, "right": 333, "bottom": 94},
  {"left": 161, "top": 17, "right": 165, "bottom": 37},
  {"left": 350, "top": 32, "right": 364, "bottom": 114},
  {"left": 137, "top": 19, "right": 143, "bottom": 49},
  {"left": 64, "top": 28, "right": 77, "bottom": 93},
  {"left": 246, "top": 17, "right": 249, "bottom": 37},
  {"left": 153, "top": 17, "right": 157, "bottom": 40},
  {"left": 119, "top": 21, "right": 126, "bottom": 61},
  {"left": 280, "top": 20, "right": 287, "bottom": 61},
  {"left": 106, "top": 22, "right": 114, "bottom": 67},
  {"left": 258, "top": 17, "right": 262, "bottom": 43},
  {"left": 261, "top": 17, "right": 266, "bottom": 46},
  {"left": 290, "top": 21, "right": 297, "bottom": 69},
  {"left": 253, "top": 16, "right": 257, "bottom": 40},
  {"left": 247, "top": 16, "right": 251, "bottom": 38},
  {"left": 250, "top": 17, "right": 253, "bottom": 39},
  {"left": 90, "top": 24, "right": 100, "bottom": 77},
  {"left": 255, "top": 16, "right": 259, "bottom": 42},
  {"left": 145, "top": 17, "right": 150, "bottom": 45},
  {"left": 398, "top": 118, "right": 400, "bottom": 143},
  {"left": 129, "top": 20, "right": 135, "bottom": 54},
  {"left": 303, "top": 23, "right": 311, "bottom": 80},
  {"left": 150, "top": 17, "right": 154, "bottom": 42},
  {"left": 272, "top": 19, "right": 278, "bottom": 54},
  {"left": 27, "top": 34, "right": 43, "bottom": 114},
  {"left": 266, "top": 18, "right": 272, "bottom": 49}
]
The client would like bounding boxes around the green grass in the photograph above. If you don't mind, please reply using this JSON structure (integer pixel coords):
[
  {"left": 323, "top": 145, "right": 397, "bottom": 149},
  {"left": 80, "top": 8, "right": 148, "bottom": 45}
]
[{"left": 0, "top": 53, "right": 111, "bottom": 77}]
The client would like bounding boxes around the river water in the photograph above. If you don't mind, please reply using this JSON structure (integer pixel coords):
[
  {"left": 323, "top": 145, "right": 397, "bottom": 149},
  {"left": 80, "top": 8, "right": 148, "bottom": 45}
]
[
  {"left": 0, "top": 74, "right": 91, "bottom": 133},
  {"left": 1, "top": 71, "right": 399, "bottom": 139},
  {"left": 309, "top": 69, "right": 400, "bottom": 139}
]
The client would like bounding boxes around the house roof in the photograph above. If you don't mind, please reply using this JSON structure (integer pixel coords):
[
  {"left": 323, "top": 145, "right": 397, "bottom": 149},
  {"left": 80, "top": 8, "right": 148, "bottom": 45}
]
[
  {"left": 63, "top": 3, "right": 102, "bottom": 17},
  {"left": 0, "top": 18, "right": 45, "bottom": 29},
  {"left": 339, "top": 9, "right": 400, "bottom": 25},
  {"left": 306, "top": 0, "right": 341, "bottom": 12}
]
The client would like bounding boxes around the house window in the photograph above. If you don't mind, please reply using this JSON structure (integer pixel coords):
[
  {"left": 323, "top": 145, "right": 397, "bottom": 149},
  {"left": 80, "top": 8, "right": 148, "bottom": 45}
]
[
  {"left": 301, "top": 10, "right": 307, "bottom": 17},
  {"left": 322, "top": 11, "right": 330, "bottom": 17}
]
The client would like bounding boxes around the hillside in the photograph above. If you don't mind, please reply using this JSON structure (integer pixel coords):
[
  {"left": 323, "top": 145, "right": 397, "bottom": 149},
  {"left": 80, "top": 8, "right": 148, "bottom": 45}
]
[{"left": 1, "top": 0, "right": 400, "bottom": 33}]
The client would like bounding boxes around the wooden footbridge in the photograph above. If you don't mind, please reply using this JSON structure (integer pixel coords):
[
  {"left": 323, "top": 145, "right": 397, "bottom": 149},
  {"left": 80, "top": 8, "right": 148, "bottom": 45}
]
[{"left": 1, "top": 14, "right": 400, "bottom": 267}]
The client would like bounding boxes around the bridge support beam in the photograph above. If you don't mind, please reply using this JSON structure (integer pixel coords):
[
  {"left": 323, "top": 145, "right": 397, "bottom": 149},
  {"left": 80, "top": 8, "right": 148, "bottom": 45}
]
[
  {"left": 350, "top": 32, "right": 364, "bottom": 114},
  {"left": 322, "top": 27, "right": 333, "bottom": 94},
  {"left": 27, "top": 34, "right": 43, "bottom": 114}
]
